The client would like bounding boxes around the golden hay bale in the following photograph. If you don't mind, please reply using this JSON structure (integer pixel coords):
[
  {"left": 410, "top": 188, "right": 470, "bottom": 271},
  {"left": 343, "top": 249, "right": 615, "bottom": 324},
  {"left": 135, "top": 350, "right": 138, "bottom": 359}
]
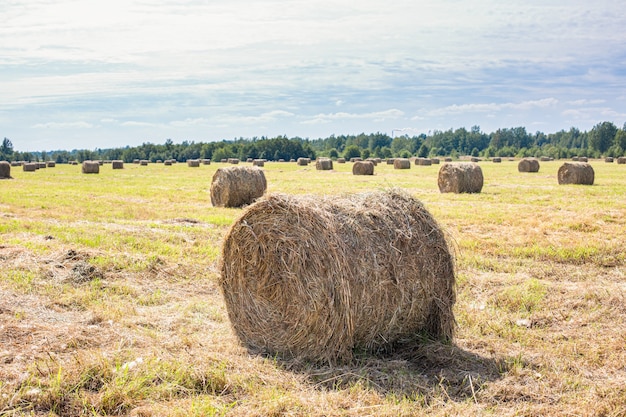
[
  {"left": 617, "top": 157, "right": 626, "bottom": 164},
  {"left": 438, "top": 162, "right": 483, "bottom": 194},
  {"left": 365, "top": 158, "right": 378, "bottom": 166},
  {"left": 578, "top": 156, "right": 588, "bottom": 162},
  {"left": 444, "top": 157, "right": 452, "bottom": 162},
  {"left": 352, "top": 160, "right": 374, "bottom": 175},
  {"left": 82, "top": 160, "right": 100, "bottom": 174},
  {"left": 187, "top": 159, "right": 200, "bottom": 167},
  {"left": 393, "top": 158, "right": 411, "bottom": 169},
  {"left": 38, "top": 162, "right": 47, "bottom": 169},
  {"left": 46, "top": 161, "right": 56, "bottom": 168},
  {"left": 202, "top": 159, "right": 211, "bottom": 165},
  {"left": 470, "top": 157, "right": 480, "bottom": 163},
  {"left": 557, "top": 162, "right": 594, "bottom": 185},
  {"left": 492, "top": 157, "right": 501, "bottom": 163},
  {"left": 210, "top": 166, "right": 267, "bottom": 208},
  {"left": 431, "top": 158, "right": 440, "bottom": 164},
  {"left": 23, "top": 163, "right": 37, "bottom": 172},
  {"left": 112, "top": 160, "right": 124, "bottom": 169},
  {"left": 253, "top": 159, "right": 265, "bottom": 167},
  {"left": 228, "top": 158, "right": 240, "bottom": 164},
  {"left": 315, "top": 158, "right": 333, "bottom": 170},
  {"left": 337, "top": 158, "right": 346, "bottom": 164},
  {"left": 605, "top": 157, "right": 614, "bottom": 163},
  {"left": 387, "top": 158, "right": 396, "bottom": 165},
  {"left": 296, "top": 157, "right": 308, "bottom": 166},
  {"left": 540, "top": 156, "right": 551, "bottom": 162},
  {"left": 140, "top": 160, "right": 148, "bottom": 166},
  {"left": 518, "top": 158, "right": 540, "bottom": 173},
  {"left": 416, "top": 158, "right": 432, "bottom": 166},
  {"left": 219, "top": 189, "right": 456, "bottom": 363},
  {"left": 0, "top": 161, "right": 11, "bottom": 179}
]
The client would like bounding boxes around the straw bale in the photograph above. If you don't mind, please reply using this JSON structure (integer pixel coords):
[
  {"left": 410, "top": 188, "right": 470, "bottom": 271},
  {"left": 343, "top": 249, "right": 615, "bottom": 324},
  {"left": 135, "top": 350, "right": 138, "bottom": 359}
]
[
  {"left": 140, "top": 160, "right": 148, "bottom": 166},
  {"left": 210, "top": 166, "right": 267, "bottom": 208},
  {"left": 518, "top": 158, "right": 540, "bottom": 173},
  {"left": 387, "top": 158, "right": 396, "bottom": 165},
  {"left": 297, "top": 157, "right": 309, "bottom": 166},
  {"left": 492, "top": 157, "right": 501, "bottom": 163},
  {"left": 352, "top": 160, "right": 374, "bottom": 175},
  {"left": 557, "top": 162, "right": 594, "bottom": 185},
  {"left": 431, "top": 158, "right": 440, "bottom": 164},
  {"left": 617, "top": 157, "right": 626, "bottom": 164},
  {"left": 112, "top": 160, "right": 124, "bottom": 169},
  {"left": 578, "top": 156, "right": 588, "bottom": 162},
  {"left": 393, "top": 158, "right": 411, "bottom": 169},
  {"left": 82, "top": 160, "right": 100, "bottom": 174},
  {"left": 444, "top": 157, "right": 452, "bottom": 162},
  {"left": 23, "top": 163, "right": 37, "bottom": 172},
  {"left": 605, "top": 157, "right": 614, "bottom": 163},
  {"left": 187, "top": 159, "right": 200, "bottom": 167},
  {"left": 416, "top": 158, "right": 432, "bottom": 166},
  {"left": 315, "top": 158, "right": 333, "bottom": 170},
  {"left": 540, "top": 156, "right": 551, "bottom": 162},
  {"left": 0, "top": 161, "right": 11, "bottom": 179},
  {"left": 228, "top": 158, "right": 240, "bottom": 164},
  {"left": 366, "top": 158, "right": 378, "bottom": 166},
  {"left": 202, "top": 159, "right": 211, "bottom": 165},
  {"left": 219, "top": 189, "right": 456, "bottom": 363},
  {"left": 164, "top": 160, "right": 173, "bottom": 166},
  {"left": 46, "top": 162, "right": 56, "bottom": 168},
  {"left": 337, "top": 158, "right": 346, "bottom": 164},
  {"left": 253, "top": 159, "right": 265, "bottom": 167},
  {"left": 438, "top": 162, "right": 483, "bottom": 194},
  {"left": 470, "top": 157, "right": 480, "bottom": 162}
]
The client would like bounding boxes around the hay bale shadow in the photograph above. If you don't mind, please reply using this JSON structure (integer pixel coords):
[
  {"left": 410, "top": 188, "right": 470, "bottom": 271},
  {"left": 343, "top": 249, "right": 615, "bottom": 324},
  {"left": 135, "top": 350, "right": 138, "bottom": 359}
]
[{"left": 275, "top": 341, "right": 507, "bottom": 403}]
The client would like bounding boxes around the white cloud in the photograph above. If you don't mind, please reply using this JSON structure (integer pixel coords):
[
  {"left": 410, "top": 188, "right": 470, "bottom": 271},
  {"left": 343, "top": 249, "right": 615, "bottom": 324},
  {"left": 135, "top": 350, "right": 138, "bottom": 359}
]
[
  {"left": 428, "top": 98, "right": 559, "bottom": 117},
  {"left": 31, "top": 121, "right": 94, "bottom": 129},
  {"left": 303, "top": 109, "right": 404, "bottom": 125}
]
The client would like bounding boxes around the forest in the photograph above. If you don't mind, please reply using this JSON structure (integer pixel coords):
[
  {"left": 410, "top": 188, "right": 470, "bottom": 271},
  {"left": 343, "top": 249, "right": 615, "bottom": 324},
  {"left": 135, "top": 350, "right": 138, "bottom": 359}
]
[{"left": 2, "top": 121, "right": 626, "bottom": 163}]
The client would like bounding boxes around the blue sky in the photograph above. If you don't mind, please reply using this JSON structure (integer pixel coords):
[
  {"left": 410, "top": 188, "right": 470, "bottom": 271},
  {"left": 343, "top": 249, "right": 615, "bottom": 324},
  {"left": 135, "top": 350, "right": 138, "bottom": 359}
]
[{"left": 2, "top": 0, "right": 626, "bottom": 151}]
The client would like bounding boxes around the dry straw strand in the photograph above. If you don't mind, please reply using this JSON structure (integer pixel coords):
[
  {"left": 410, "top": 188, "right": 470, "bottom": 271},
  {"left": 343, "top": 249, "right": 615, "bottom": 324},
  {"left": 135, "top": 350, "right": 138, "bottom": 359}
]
[
  {"left": 219, "top": 189, "right": 456, "bottom": 363},
  {"left": 210, "top": 166, "right": 267, "bottom": 208},
  {"left": 438, "top": 162, "right": 483, "bottom": 193}
]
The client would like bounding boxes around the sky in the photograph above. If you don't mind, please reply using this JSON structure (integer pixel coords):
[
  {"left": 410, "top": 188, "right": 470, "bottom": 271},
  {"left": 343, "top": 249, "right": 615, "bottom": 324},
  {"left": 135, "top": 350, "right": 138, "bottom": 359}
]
[{"left": 2, "top": 0, "right": 626, "bottom": 151}]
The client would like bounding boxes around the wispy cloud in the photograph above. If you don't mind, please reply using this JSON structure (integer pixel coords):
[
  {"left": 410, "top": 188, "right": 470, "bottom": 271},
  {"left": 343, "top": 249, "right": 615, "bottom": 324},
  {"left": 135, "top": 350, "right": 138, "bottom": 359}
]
[{"left": 303, "top": 109, "right": 404, "bottom": 125}]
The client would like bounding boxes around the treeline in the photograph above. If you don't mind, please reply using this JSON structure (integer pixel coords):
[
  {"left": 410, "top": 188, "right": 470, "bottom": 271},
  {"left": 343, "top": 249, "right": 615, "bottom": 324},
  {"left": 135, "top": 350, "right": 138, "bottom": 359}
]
[{"left": 3, "top": 121, "right": 626, "bottom": 163}]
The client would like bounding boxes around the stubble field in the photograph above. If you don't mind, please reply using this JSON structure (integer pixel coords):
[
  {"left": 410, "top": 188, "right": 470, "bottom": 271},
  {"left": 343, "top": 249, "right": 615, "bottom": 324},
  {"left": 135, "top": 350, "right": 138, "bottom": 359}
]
[{"left": 1, "top": 159, "right": 625, "bottom": 416}]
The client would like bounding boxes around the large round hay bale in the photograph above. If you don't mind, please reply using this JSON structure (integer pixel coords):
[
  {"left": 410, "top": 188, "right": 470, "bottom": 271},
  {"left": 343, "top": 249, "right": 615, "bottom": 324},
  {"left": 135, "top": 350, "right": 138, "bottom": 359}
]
[
  {"left": 605, "top": 157, "right": 614, "bottom": 163},
  {"left": 219, "top": 190, "right": 456, "bottom": 363},
  {"left": 23, "top": 163, "right": 37, "bottom": 172},
  {"left": 112, "top": 160, "right": 124, "bottom": 169},
  {"left": 387, "top": 158, "right": 396, "bottom": 165},
  {"left": 140, "top": 160, "right": 148, "bottom": 166},
  {"left": 393, "top": 158, "right": 411, "bottom": 169},
  {"left": 518, "top": 158, "right": 540, "bottom": 173},
  {"left": 431, "top": 158, "right": 440, "bottom": 164},
  {"left": 202, "top": 159, "right": 211, "bottom": 165},
  {"left": 187, "top": 159, "right": 200, "bottom": 167},
  {"left": 210, "top": 166, "right": 267, "bottom": 208},
  {"left": 228, "top": 158, "right": 240, "bottom": 164},
  {"left": 337, "top": 158, "right": 346, "bottom": 164},
  {"left": 352, "top": 160, "right": 374, "bottom": 175},
  {"left": 82, "top": 160, "right": 100, "bottom": 174},
  {"left": 492, "top": 157, "right": 501, "bottom": 163},
  {"left": 416, "top": 158, "right": 432, "bottom": 166},
  {"left": 557, "top": 162, "right": 594, "bottom": 185},
  {"left": 315, "top": 158, "right": 333, "bottom": 170},
  {"left": 617, "top": 157, "right": 626, "bottom": 164},
  {"left": 438, "top": 162, "right": 483, "bottom": 194},
  {"left": 0, "top": 161, "right": 11, "bottom": 179},
  {"left": 46, "top": 161, "right": 55, "bottom": 168},
  {"left": 296, "top": 157, "right": 309, "bottom": 166}
]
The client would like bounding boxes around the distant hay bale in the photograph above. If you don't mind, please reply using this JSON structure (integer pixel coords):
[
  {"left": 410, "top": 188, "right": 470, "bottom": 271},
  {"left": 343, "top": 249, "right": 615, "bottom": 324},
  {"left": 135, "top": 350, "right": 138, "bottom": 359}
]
[
  {"left": 228, "top": 158, "right": 240, "bottom": 164},
  {"left": 605, "top": 157, "right": 614, "bottom": 163},
  {"left": 416, "top": 158, "right": 432, "bottom": 166},
  {"left": 140, "top": 160, "right": 148, "bottom": 166},
  {"left": 444, "top": 157, "right": 452, "bottom": 162},
  {"left": 366, "top": 158, "right": 378, "bottom": 166},
  {"left": 470, "top": 157, "right": 481, "bottom": 163},
  {"left": 246, "top": 158, "right": 254, "bottom": 163},
  {"left": 219, "top": 189, "right": 456, "bottom": 363},
  {"left": 518, "top": 158, "right": 540, "bottom": 173},
  {"left": 387, "top": 158, "right": 396, "bottom": 165},
  {"left": 46, "top": 162, "right": 55, "bottom": 168},
  {"left": 252, "top": 159, "right": 265, "bottom": 167},
  {"left": 164, "top": 160, "right": 172, "bottom": 166},
  {"left": 210, "top": 166, "right": 267, "bottom": 208},
  {"left": 578, "top": 156, "right": 588, "bottom": 162},
  {"left": 393, "top": 158, "right": 411, "bottom": 169},
  {"left": 350, "top": 157, "right": 363, "bottom": 163},
  {"left": 337, "top": 158, "right": 346, "bottom": 164},
  {"left": 202, "top": 159, "right": 211, "bottom": 165},
  {"left": 315, "top": 158, "right": 333, "bottom": 170},
  {"left": 220, "top": 159, "right": 228, "bottom": 163},
  {"left": 112, "top": 160, "right": 124, "bottom": 169},
  {"left": 278, "top": 159, "right": 286, "bottom": 162},
  {"left": 187, "top": 159, "right": 200, "bottom": 167},
  {"left": 297, "top": 157, "right": 309, "bottom": 166},
  {"left": 540, "top": 156, "right": 551, "bottom": 162},
  {"left": 617, "top": 157, "right": 626, "bottom": 164},
  {"left": 492, "top": 157, "right": 501, "bottom": 163},
  {"left": 558, "top": 162, "right": 594, "bottom": 185},
  {"left": 133, "top": 159, "right": 140, "bottom": 164},
  {"left": 352, "top": 160, "right": 374, "bottom": 175},
  {"left": 38, "top": 162, "right": 47, "bottom": 169},
  {"left": 82, "top": 160, "right": 100, "bottom": 174},
  {"left": 431, "top": 158, "right": 440, "bottom": 164},
  {"left": 23, "top": 163, "right": 37, "bottom": 172},
  {"left": 438, "top": 162, "right": 483, "bottom": 194},
  {"left": 0, "top": 161, "right": 11, "bottom": 179}
]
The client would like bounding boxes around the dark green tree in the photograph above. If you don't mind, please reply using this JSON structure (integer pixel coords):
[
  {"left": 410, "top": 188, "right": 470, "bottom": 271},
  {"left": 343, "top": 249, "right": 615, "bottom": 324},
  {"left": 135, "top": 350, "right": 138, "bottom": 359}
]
[
  {"left": 1, "top": 137, "right": 14, "bottom": 161},
  {"left": 589, "top": 121, "right": 617, "bottom": 154}
]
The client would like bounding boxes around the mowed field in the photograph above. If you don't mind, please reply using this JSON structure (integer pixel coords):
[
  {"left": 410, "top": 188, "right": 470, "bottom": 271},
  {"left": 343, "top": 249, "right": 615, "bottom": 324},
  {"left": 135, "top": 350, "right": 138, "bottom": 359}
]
[{"left": 1, "top": 159, "right": 625, "bottom": 416}]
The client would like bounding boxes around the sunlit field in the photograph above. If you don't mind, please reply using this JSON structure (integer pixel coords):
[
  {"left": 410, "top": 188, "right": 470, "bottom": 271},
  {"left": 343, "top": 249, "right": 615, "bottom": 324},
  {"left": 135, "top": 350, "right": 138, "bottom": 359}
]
[{"left": 1, "top": 159, "right": 625, "bottom": 416}]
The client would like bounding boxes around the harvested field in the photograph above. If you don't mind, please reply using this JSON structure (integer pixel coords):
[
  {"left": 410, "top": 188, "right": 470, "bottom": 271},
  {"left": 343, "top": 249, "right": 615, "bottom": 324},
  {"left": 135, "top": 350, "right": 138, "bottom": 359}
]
[{"left": 1, "top": 161, "right": 625, "bottom": 416}]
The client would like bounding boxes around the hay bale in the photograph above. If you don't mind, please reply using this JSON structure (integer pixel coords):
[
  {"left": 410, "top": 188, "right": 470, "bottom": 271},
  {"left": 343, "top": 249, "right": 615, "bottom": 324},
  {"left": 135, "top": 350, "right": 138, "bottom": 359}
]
[
  {"left": 219, "top": 189, "right": 456, "bottom": 363},
  {"left": 252, "top": 159, "right": 265, "bottom": 167},
  {"left": 187, "top": 159, "right": 200, "bottom": 167},
  {"left": 164, "top": 160, "right": 173, "bottom": 166},
  {"left": 23, "top": 163, "right": 37, "bottom": 172},
  {"left": 112, "top": 160, "right": 124, "bottom": 169},
  {"left": 297, "top": 157, "right": 309, "bottom": 166},
  {"left": 0, "top": 161, "right": 11, "bottom": 179},
  {"left": 82, "top": 160, "right": 100, "bottom": 174},
  {"left": 337, "top": 158, "right": 346, "bottom": 164},
  {"left": 578, "top": 156, "right": 588, "bottom": 162},
  {"left": 140, "top": 160, "right": 149, "bottom": 166},
  {"left": 470, "top": 157, "right": 481, "bottom": 163},
  {"left": 492, "top": 157, "right": 501, "bottom": 163},
  {"left": 540, "top": 156, "right": 551, "bottom": 162},
  {"left": 444, "top": 157, "right": 452, "bottom": 162},
  {"left": 38, "top": 162, "right": 47, "bottom": 169},
  {"left": 518, "top": 158, "right": 540, "bottom": 173},
  {"left": 393, "top": 158, "right": 411, "bottom": 169},
  {"left": 366, "top": 158, "right": 378, "bottom": 166},
  {"left": 617, "top": 157, "right": 626, "bottom": 164},
  {"left": 46, "top": 161, "right": 56, "bottom": 168},
  {"left": 315, "top": 158, "right": 333, "bottom": 170},
  {"left": 605, "top": 157, "right": 614, "bottom": 163},
  {"left": 352, "top": 160, "right": 374, "bottom": 175},
  {"left": 431, "top": 158, "right": 440, "bottom": 164},
  {"left": 557, "top": 162, "right": 594, "bottom": 185},
  {"left": 387, "top": 158, "right": 395, "bottom": 165},
  {"left": 438, "top": 162, "right": 483, "bottom": 194},
  {"left": 202, "top": 159, "right": 211, "bottom": 165},
  {"left": 416, "top": 158, "right": 432, "bottom": 166},
  {"left": 210, "top": 166, "right": 267, "bottom": 208}
]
